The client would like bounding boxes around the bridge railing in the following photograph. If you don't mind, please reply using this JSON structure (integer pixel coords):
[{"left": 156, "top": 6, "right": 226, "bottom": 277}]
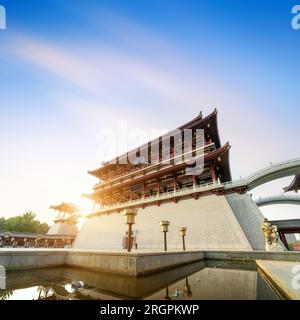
[
  {"left": 255, "top": 195, "right": 300, "bottom": 206},
  {"left": 224, "top": 158, "right": 300, "bottom": 188}
]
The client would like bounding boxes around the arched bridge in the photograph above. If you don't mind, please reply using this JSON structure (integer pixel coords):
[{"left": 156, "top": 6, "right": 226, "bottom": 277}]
[
  {"left": 224, "top": 158, "right": 300, "bottom": 191},
  {"left": 255, "top": 195, "right": 300, "bottom": 207}
]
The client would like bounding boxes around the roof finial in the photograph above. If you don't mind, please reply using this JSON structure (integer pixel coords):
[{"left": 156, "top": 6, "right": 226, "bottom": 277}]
[{"left": 199, "top": 111, "right": 203, "bottom": 118}]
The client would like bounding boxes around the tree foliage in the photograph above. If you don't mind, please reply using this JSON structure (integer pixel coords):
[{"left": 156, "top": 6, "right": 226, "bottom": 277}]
[
  {"left": 0, "top": 290, "right": 13, "bottom": 300},
  {"left": 0, "top": 211, "right": 49, "bottom": 234}
]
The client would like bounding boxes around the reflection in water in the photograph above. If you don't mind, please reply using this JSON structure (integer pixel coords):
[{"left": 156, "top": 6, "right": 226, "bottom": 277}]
[
  {"left": 184, "top": 277, "right": 192, "bottom": 298},
  {"left": 37, "top": 281, "right": 88, "bottom": 300},
  {"left": 146, "top": 267, "right": 257, "bottom": 300},
  {"left": 0, "top": 260, "right": 279, "bottom": 300},
  {"left": 164, "top": 287, "right": 171, "bottom": 300}
]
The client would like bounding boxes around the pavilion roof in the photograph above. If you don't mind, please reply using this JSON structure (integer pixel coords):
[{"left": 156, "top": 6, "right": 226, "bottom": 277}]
[
  {"left": 50, "top": 202, "right": 79, "bottom": 214},
  {"left": 284, "top": 174, "right": 300, "bottom": 193}
]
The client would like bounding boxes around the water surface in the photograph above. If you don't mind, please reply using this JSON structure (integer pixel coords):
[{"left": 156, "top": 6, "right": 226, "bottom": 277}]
[{"left": 0, "top": 260, "right": 279, "bottom": 300}]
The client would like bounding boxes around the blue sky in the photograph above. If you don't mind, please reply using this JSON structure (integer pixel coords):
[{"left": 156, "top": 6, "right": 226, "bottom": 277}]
[{"left": 0, "top": 0, "right": 300, "bottom": 223}]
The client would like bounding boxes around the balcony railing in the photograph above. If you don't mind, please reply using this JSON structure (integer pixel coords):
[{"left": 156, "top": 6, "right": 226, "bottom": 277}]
[{"left": 88, "top": 180, "right": 223, "bottom": 217}]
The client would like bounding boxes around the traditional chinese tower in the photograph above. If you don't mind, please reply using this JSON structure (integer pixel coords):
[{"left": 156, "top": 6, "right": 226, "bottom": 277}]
[
  {"left": 47, "top": 202, "right": 79, "bottom": 237},
  {"left": 74, "top": 110, "right": 265, "bottom": 251},
  {"left": 85, "top": 109, "right": 231, "bottom": 206}
]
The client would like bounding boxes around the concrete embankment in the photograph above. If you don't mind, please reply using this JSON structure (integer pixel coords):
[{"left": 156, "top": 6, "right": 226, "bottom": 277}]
[
  {"left": 204, "top": 250, "right": 300, "bottom": 262},
  {"left": 0, "top": 249, "right": 204, "bottom": 276},
  {"left": 1, "top": 249, "right": 300, "bottom": 276},
  {"left": 0, "top": 249, "right": 66, "bottom": 270},
  {"left": 65, "top": 250, "right": 204, "bottom": 276}
]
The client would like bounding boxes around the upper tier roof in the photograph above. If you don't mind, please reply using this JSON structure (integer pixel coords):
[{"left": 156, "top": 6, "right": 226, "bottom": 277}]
[
  {"left": 284, "top": 174, "right": 300, "bottom": 193},
  {"left": 88, "top": 109, "right": 221, "bottom": 179}
]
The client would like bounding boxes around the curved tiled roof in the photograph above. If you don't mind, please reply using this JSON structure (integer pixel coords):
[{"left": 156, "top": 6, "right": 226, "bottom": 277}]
[
  {"left": 284, "top": 174, "right": 300, "bottom": 193},
  {"left": 88, "top": 109, "right": 221, "bottom": 178}
]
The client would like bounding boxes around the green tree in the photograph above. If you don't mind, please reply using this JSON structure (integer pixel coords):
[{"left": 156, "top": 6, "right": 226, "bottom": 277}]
[
  {"left": 0, "top": 212, "right": 49, "bottom": 234},
  {"left": 0, "top": 290, "right": 13, "bottom": 300},
  {"left": 0, "top": 217, "right": 5, "bottom": 230}
]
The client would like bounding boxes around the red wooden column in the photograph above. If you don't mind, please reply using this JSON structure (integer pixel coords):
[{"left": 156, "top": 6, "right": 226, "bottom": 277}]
[
  {"left": 205, "top": 137, "right": 212, "bottom": 145},
  {"left": 173, "top": 177, "right": 177, "bottom": 191},
  {"left": 143, "top": 183, "right": 146, "bottom": 198},
  {"left": 210, "top": 165, "right": 217, "bottom": 182},
  {"left": 278, "top": 231, "right": 289, "bottom": 250},
  {"left": 193, "top": 175, "right": 197, "bottom": 188}
]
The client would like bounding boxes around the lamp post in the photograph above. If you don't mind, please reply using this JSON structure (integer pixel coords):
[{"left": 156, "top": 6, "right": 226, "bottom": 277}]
[
  {"left": 179, "top": 227, "right": 187, "bottom": 251},
  {"left": 160, "top": 221, "right": 170, "bottom": 251},
  {"left": 124, "top": 208, "right": 137, "bottom": 252}
]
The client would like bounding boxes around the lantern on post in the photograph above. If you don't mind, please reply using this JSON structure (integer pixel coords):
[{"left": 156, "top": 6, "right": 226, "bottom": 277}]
[
  {"left": 160, "top": 221, "right": 170, "bottom": 251},
  {"left": 179, "top": 227, "right": 187, "bottom": 251},
  {"left": 124, "top": 208, "right": 137, "bottom": 252}
]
